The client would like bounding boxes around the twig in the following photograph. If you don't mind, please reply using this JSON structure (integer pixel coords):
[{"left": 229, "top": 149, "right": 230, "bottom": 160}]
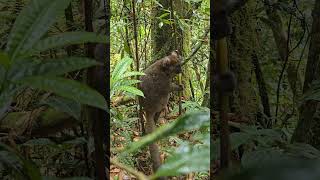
[
  {"left": 110, "top": 158, "right": 149, "bottom": 180},
  {"left": 182, "top": 27, "right": 209, "bottom": 66}
]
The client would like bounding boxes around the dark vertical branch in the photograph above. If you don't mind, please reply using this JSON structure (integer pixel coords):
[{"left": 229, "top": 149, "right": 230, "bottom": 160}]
[
  {"left": 103, "top": 0, "right": 111, "bottom": 177},
  {"left": 132, "top": 0, "right": 145, "bottom": 135},
  {"left": 84, "top": 0, "right": 108, "bottom": 179},
  {"left": 142, "top": 0, "right": 148, "bottom": 64},
  {"left": 201, "top": 60, "right": 210, "bottom": 107},
  {"left": 251, "top": 53, "right": 272, "bottom": 128},
  {"left": 132, "top": 0, "right": 139, "bottom": 70},
  {"left": 275, "top": 15, "right": 293, "bottom": 120},
  {"left": 189, "top": 79, "right": 195, "bottom": 101},
  {"left": 216, "top": 38, "right": 231, "bottom": 169},
  {"left": 170, "top": 0, "right": 182, "bottom": 115},
  {"left": 209, "top": 0, "right": 215, "bottom": 177}
]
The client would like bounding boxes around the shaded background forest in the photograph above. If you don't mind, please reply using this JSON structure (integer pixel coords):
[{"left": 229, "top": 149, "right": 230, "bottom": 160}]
[{"left": 212, "top": 0, "right": 320, "bottom": 179}]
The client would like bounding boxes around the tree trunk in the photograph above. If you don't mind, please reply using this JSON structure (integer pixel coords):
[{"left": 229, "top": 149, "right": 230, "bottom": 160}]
[
  {"left": 229, "top": 1, "right": 259, "bottom": 123},
  {"left": 151, "top": 0, "right": 175, "bottom": 60},
  {"left": 291, "top": 0, "right": 320, "bottom": 149}
]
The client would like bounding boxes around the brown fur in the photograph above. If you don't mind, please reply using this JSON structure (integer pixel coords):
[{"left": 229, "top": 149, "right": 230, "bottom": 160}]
[{"left": 139, "top": 50, "right": 183, "bottom": 179}]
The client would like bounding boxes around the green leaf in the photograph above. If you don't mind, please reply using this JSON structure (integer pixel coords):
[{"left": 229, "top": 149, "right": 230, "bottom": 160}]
[
  {"left": 230, "top": 132, "right": 252, "bottom": 150},
  {"left": 22, "top": 138, "right": 55, "bottom": 146},
  {"left": 30, "top": 32, "right": 108, "bottom": 54},
  {"left": 0, "top": 66, "right": 5, "bottom": 88},
  {"left": 154, "top": 143, "right": 209, "bottom": 177},
  {"left": 224, "top": 159, "right": 320, "bottom": 180},
  {"left": 62, "top": 137, "right": 87, "bottom": 146},
  {"left": 6, "top": 0, "right": 72, "bottom": 59},
  {"left": 159, "top": 12, "right": 170, "bottom": 19},
  {"left": 241, "top": 148, "right": 291, "bottom": 169},
  {"left": 37, "top": 57, "right": 100, "bottom": 75},
  {"left": 121, "top": 79, "right": 141, "bottom": 86},
  {"left": 8, "top": 57, "right": 100, "bottom": 80},
  {"left": 0, "top": 149, "right": 23, "bottom": 175},
  {"left": 117, "top": 85, "right": 144, "bottom": 97},
  {"left": 0, "top": 84, "right": 21, "bottom": 119},
  {"left": 111, "top": 56, "right": 133, "bottom": 82},
  {"left": 153, "top": 0, "right": 164, "bottom": 8},
  {"left": 0, "top": 142, "right": 41, "bottom": 179},
  {"left": 169, "top": 111, "right": 209, "bottom": 134},
  {"left": 122, "top": 71, "right": 145, "bottom": 78},
  {"left": 284, "top": 143, "right": 320, "bottom": 159},
  {"left": 0, "top": 51, "right": 11, "bottom": 69},
  {"left": 123, "top": 111, "right": 209, "bottom": 154},
  {"left": 22, "top": 159, "right": 42, "bottom": 180},
  {"left": 40, "top": 96, "right": 81, "bottom": 120},
  {"left": 15, "top": 76, "right": 107, "bottom": 111}
]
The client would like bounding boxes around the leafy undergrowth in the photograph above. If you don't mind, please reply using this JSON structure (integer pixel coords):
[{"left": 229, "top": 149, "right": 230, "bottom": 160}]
[{"left": 110, "top": 100, "right": 210, "bottom": 180}]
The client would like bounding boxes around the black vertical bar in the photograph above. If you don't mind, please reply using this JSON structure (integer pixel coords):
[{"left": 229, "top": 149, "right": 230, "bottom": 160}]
[
  {"left": 210, "top": 0, "right": 215, "bottom": 178},
  {"left": 104, "top": 0, "right": 111, "bottom": 179}
]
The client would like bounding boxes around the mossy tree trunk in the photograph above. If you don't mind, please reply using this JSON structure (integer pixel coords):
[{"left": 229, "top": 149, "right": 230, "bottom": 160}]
[
  {"left": 151, "top": 0, "right": 195, "bottom": 100},
  {"left": 291, "top": 0, "right": 320, "bottom": 149},
  {"left": 228, "top": 0, "right": 259, "bottom": 123}
]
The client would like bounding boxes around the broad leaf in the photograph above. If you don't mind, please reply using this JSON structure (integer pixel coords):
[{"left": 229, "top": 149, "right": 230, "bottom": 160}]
[
  {"left": 121, "top": 79, "right": 141, "bottom": 86},
  {"left": 40, "top": 96, "right": 81, "bottom": 120},
  {"left": 111, "top": 56, "right": 132, "bottom": 83},
  {"left": 241, "top": 148, "right": 291, "bottom": 169},
  {"left": 8, "top": 57, "right": 100, "bottom": 80},
  {"left": 22, "top": 138, "right": 55, "bottom": 146},
  {"left": 15, "top": 76, "right": 107, "bottom": 111},
  {"left": 63, "top": 137, "right": 87, "bottom": 146},
  {"left": 123, "top": 111, "right": 209, "bottom": 154},
  {"left": 0, "top": 84, "right": 21, "bottom": 119},
  {"left": 284, "top": 143, "right": 320, "bottom": 159},
  {"left": 0, "top": 51, "right": 11, "bottom": 69},
  {"left": 0, "top": 143, "right": 41, "bottom": 179},
  {"left": 30, "top": 32, "right": 108, "bottom": 54},
  {"left": 123, "top": 71, "right": 145, "bottom": 78},
  {"left": 0, "top": 65, "right": 5, "bottom": 88},
  {"left": 224, "top": 159, "right": 320, "bottom": 180},
  {"left": 117, "top": 85, "right": 144, "bottom": 97},
  {"left": 6, "top": 0, "right": 72, "bottom": 59},
  {"left": 154, "top": 142, "right": 209, "bottom": 177}
]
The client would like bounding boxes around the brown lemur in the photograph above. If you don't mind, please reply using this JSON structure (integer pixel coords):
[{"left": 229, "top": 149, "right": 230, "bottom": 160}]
[{"left": 139, "top": 50, "right": 183, "bottom": 179}]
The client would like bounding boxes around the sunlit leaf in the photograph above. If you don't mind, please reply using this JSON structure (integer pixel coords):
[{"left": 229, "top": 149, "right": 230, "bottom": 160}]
[
  {"left": 111, "top": 56, "right": 132, "bottom": 83},
  {"left": 123, "top": 111, "right": 209, "bottom": 154},
  {"left": 117, "top": 85, "right": 144, "bottom": 97},
  {"left": 154, "top": 141, "right": 209, "bottom": 177}
]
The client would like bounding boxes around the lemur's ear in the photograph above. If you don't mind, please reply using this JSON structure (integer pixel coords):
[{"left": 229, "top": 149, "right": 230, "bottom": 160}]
[
  {"left": 171, "top": 50, "right": 179, "bottom": 57},
  {"left": 161, "top": 50, "right": 180, "bottom": 68}
]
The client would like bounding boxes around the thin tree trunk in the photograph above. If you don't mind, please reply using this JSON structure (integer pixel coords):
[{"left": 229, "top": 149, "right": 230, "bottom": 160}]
[
  {"left": 84, "top": 0, "right": 108, "bottom": 179},
  {"left": 251, "top": 52, "right": 271, "bottom": 128}
]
